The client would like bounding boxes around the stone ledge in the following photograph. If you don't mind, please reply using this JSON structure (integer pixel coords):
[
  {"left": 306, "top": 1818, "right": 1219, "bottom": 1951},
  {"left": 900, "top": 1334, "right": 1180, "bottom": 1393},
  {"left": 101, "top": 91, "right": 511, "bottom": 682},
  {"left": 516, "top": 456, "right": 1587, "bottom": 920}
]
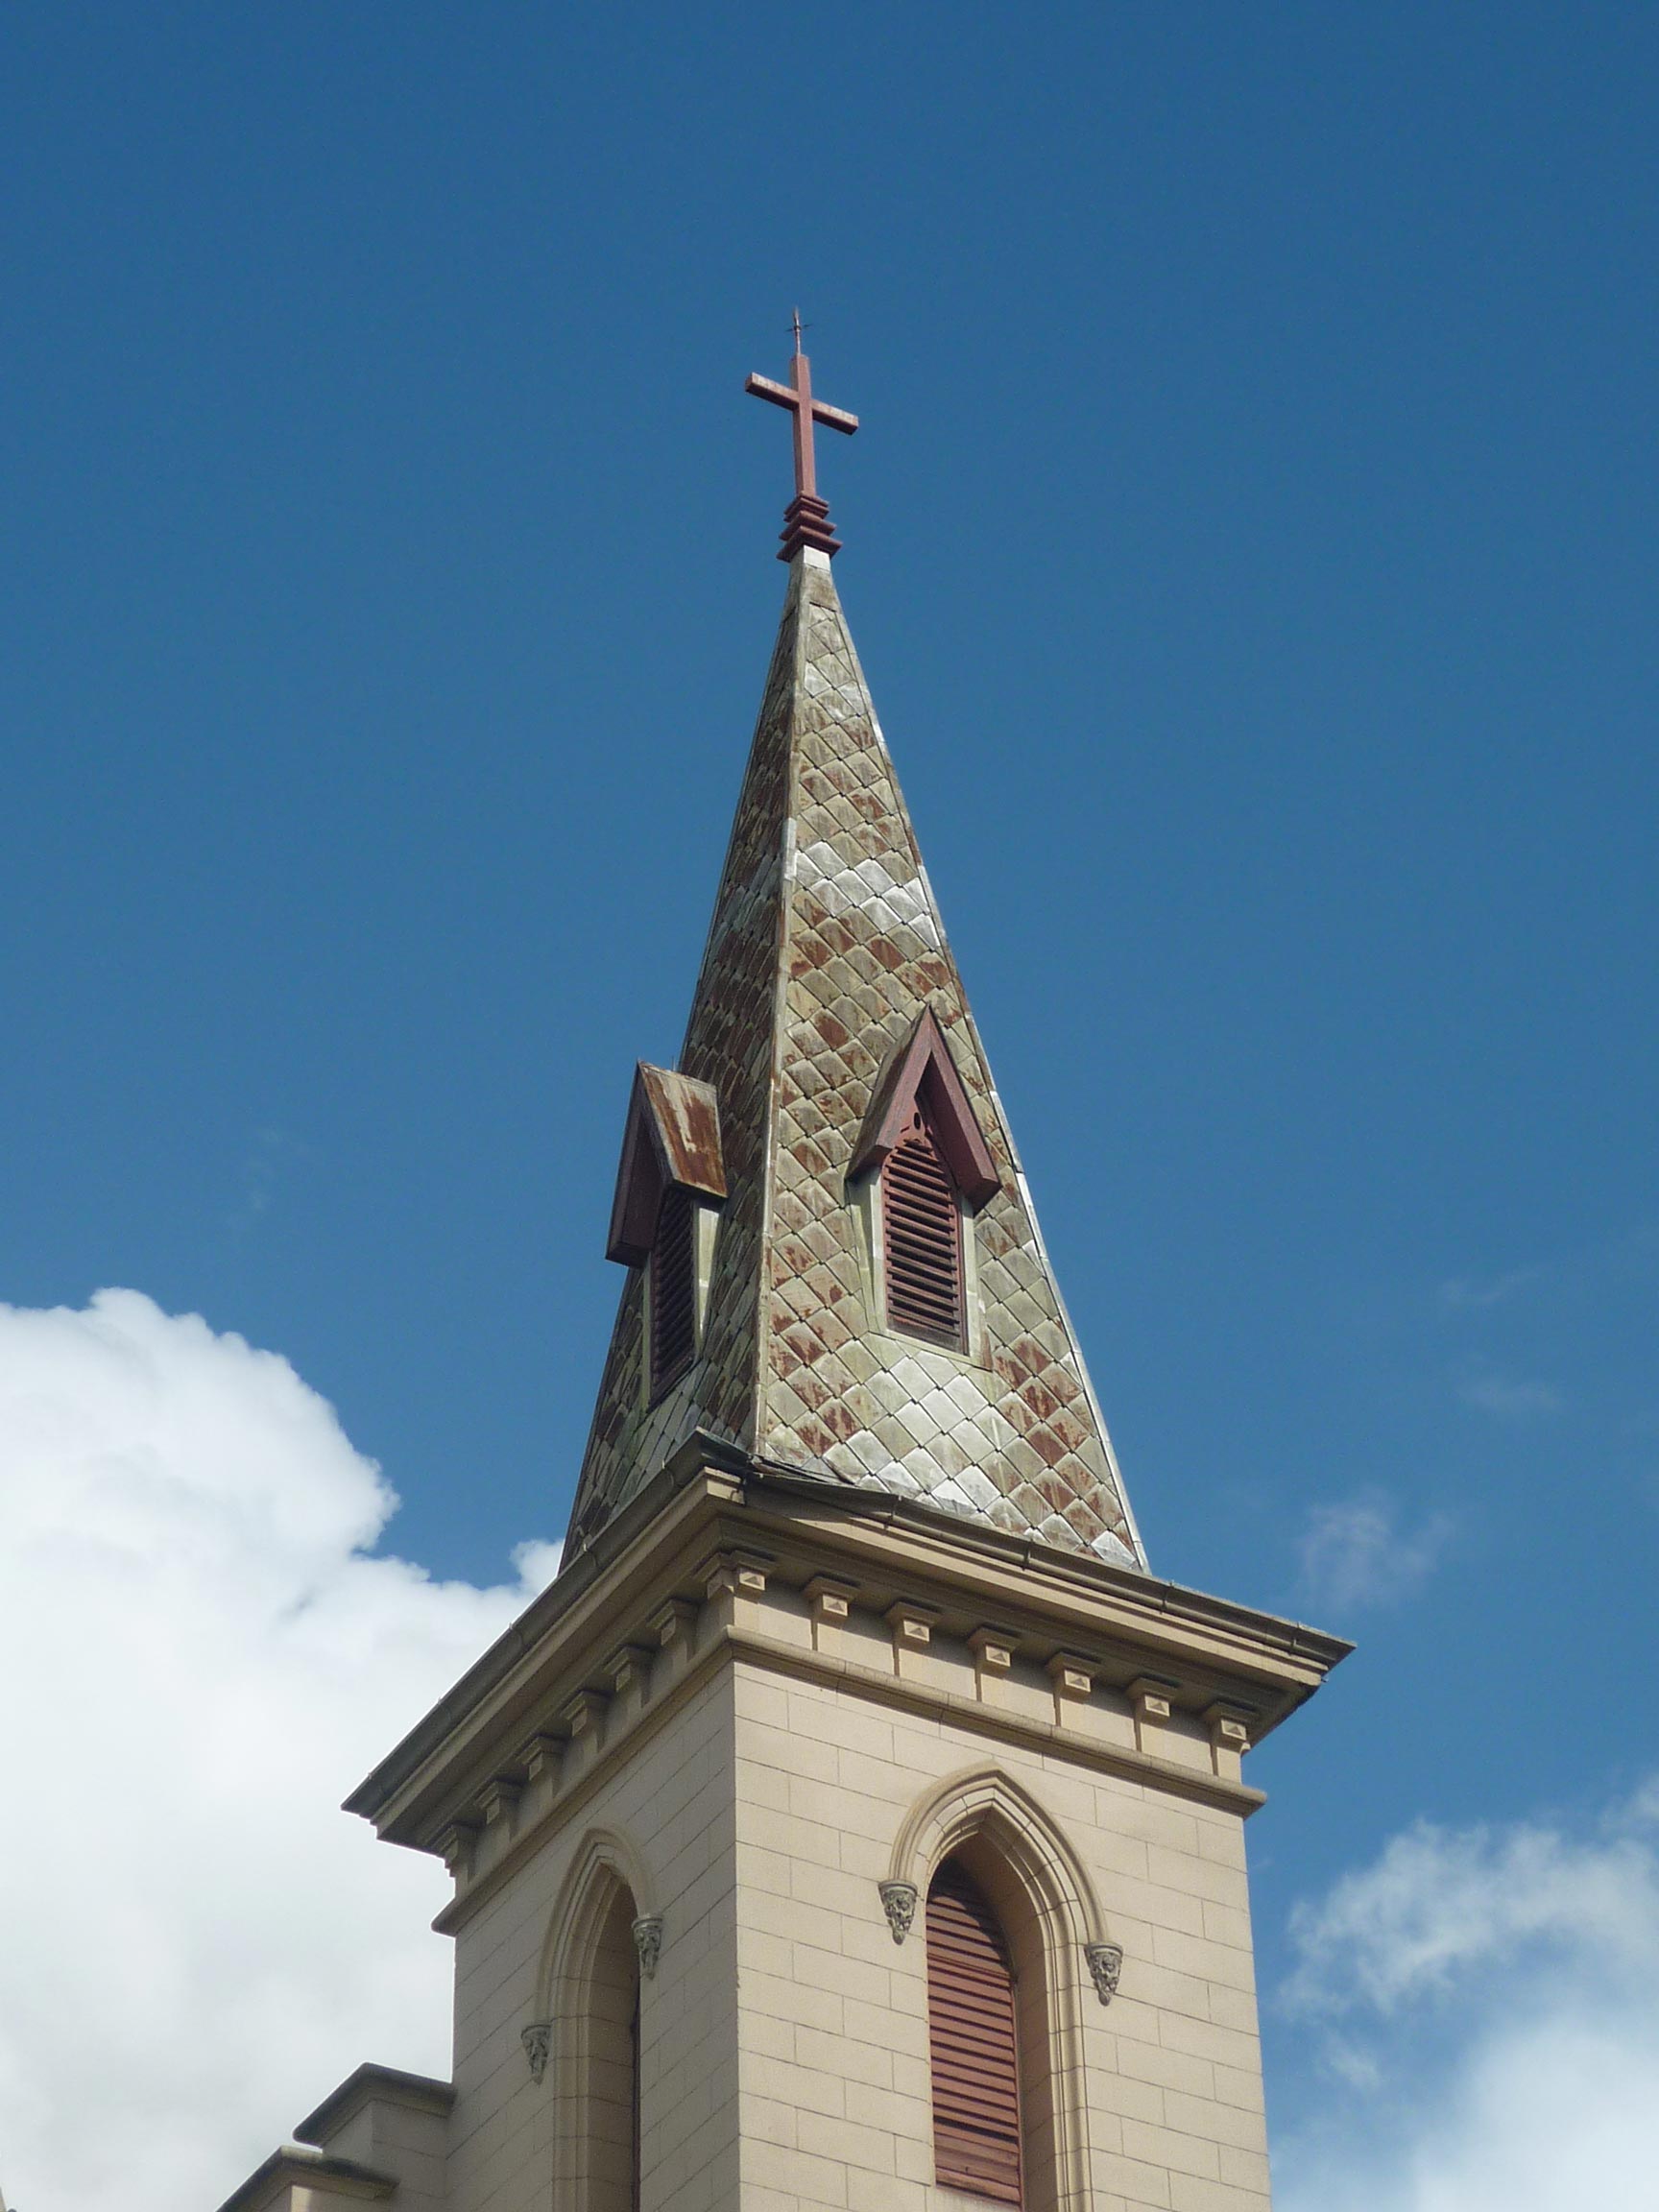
[
  {"left": 296, "top": 2061, "right": 455, "bottom": 2151},
  {"left": 213, "top": 2147, "right": 396, "bottom": 2212}
]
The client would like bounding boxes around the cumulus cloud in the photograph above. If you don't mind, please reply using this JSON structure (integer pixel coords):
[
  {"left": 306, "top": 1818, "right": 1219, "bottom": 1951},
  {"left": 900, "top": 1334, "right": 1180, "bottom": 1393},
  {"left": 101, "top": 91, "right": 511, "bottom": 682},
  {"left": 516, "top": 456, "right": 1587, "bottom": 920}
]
[
  {"left": 1295, "top": 1490, "right": 1453, "bottom": 1611},
  {"left": 1275, "top": 1786, "right": 1659, "bottom": 2211},
  {"left": 0, "top": 1289, "right": 560, "bottom": 2212}
]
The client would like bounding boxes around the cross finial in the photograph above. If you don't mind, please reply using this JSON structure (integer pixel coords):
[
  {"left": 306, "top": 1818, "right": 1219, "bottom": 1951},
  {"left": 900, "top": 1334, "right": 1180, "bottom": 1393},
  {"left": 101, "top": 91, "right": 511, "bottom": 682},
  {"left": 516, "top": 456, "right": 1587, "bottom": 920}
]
[{"left": 745, "top": 316, "right": 858, "bottom": 562}]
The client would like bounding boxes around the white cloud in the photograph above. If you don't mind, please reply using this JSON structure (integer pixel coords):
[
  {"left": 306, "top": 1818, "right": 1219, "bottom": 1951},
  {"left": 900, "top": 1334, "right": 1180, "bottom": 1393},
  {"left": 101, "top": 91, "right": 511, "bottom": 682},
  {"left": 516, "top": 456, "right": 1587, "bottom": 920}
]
[
  {"left": 1437, "top": 1266, "right": 1545, "bottom": 1312},
  {"left": 0, "top": 1289, "right": 560, "bottom": 2212},
  {"left": 1295, "top": 1491, "right": 1453, "bottom": 1611},
  {"left": 1276, "top": 1787, "right": 1659, "bottom": 2211},
  {"left": 1456, "top": 1367, "right": 1566, "bottom": 1419}
]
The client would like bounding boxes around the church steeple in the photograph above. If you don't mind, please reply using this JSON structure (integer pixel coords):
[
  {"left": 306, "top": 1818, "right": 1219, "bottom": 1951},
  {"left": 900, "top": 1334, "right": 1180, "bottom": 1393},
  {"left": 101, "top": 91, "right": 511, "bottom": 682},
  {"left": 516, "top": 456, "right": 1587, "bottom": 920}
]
[{"left": 567, "top": 342, "right": 1142, "bottom": 1571}]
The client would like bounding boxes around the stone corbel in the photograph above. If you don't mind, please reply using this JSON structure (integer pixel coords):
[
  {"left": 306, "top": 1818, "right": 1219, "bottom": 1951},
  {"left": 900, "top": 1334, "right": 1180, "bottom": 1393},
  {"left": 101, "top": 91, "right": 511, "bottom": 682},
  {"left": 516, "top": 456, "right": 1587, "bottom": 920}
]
[
  {"left": 700, "top": 1549, "right": 771, "bottom": 1633},
  {"left": 1203, "top": 1701, "right": 1256, "bottom": 1781},
  {"left": 1046, "top": 1650, "right": 1096, "bottom": 1721},
  {"left": 438, "top": 1819, "right": 482, "bottom": 1879},
  {"left": 878, "top": 1879, "right": 919, "bottom": 1945},
  {"left": 520, "top": 2020, "right": 553, "bottom": 2084},
  {"left": 650, "top": 1597, "right": 701, "bottom": 1677},
  {"left": 478, "top": 1775, "right": 523, "bottom": 1834},
  {"left": 520, "top": 1733, "right": 564, "bottom": 1791},
  {"left": 1085, "top": 1941, "right": 1124, "bottom": 2005},
  {"left": 885, "top": 1599, "right": 942, "bottom": 1678},
  {"left": 632, "top": 1915, "right": 664, "bottom": 1979},
  {"left": 605, "top": 1642, "right": 656, "bottom": 1720},
  {"left": 805, "top": 1574, "right": 861, "bottom": 1650},
  {"left": 1127, "top": 1674, "right": 1180, "bottom": 1757},
  {"left": 967, "top": 1624, "right": 1019, "bottom": 1703},
  {"left": 560, "top": 1688, "right": 610, "bottom": 1774}
]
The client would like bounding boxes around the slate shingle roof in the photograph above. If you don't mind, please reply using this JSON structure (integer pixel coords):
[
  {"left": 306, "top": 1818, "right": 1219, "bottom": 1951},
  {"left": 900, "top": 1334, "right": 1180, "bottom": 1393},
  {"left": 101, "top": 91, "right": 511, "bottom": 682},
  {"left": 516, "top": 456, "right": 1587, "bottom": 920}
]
[{"left": 565, "top": 549, "right": 1143, "bottom": 1570}]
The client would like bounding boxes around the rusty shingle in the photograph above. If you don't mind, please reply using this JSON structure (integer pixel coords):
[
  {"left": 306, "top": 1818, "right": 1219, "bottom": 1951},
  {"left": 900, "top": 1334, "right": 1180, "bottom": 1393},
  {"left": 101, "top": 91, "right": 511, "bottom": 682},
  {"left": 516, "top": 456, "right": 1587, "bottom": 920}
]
[{"left": 565, "top": 552, "right": 1144, "bottom": 1570}]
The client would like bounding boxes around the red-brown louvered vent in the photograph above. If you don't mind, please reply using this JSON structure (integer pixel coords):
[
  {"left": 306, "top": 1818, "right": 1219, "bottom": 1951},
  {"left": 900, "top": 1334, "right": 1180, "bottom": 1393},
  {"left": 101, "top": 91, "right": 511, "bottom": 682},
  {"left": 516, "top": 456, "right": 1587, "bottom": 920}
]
[
  {"left": 926, "top": 1860, "right": 1022, "bottom": 2205},
  {"left": 649, "top": 1185, "right": 696, "bottom": 1398},
  {"left": 883, "top": 1109, "right": 965, "bottom": 1346}
]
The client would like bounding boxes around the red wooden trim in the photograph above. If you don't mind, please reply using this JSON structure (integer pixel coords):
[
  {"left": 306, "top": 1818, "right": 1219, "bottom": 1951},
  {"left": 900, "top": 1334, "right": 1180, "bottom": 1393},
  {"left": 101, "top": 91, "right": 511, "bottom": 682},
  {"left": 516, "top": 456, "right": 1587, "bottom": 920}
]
[{"left": 851, "top": 1008, "right": 999, "bottom": 1210}]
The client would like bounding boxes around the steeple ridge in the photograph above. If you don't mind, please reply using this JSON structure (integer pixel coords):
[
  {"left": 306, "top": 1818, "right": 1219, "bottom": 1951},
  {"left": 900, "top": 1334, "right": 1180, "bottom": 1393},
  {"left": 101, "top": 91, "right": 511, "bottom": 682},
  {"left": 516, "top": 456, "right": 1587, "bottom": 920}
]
[{"left": 566, "top": 528, "right": 1143, "bottom": 1573}]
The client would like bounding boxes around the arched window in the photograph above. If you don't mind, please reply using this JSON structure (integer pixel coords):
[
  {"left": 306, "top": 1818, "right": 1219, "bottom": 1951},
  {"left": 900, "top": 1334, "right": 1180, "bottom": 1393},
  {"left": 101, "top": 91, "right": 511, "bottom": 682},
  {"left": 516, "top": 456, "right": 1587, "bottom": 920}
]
[
  {"left": 926, "top": 1857, "right": 1022, "bottom": 2205},
  {"left": 583, "top": 1883, "right": 642, "bottom": 2212},
  {"left": 882, "top": 1103, "right": 966, "bottom": 1347}
]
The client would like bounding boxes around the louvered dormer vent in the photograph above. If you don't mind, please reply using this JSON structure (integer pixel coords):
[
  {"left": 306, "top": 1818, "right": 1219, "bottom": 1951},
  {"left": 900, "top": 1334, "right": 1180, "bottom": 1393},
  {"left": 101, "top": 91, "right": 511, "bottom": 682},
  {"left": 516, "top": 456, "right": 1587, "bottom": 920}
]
[
  {"left": 649, "top": 1184, "right": 697, "bottom": 1398},
  {"left": 883, "top": 1107, "right": 966, "bottom": 1348}
]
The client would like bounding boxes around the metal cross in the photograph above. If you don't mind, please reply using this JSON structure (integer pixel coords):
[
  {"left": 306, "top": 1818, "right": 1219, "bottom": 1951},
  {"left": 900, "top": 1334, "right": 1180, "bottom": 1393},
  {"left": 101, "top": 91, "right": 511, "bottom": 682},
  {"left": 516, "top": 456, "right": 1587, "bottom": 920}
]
[{"left": 745, "top": 311, "right": 858, "bottom": 500}]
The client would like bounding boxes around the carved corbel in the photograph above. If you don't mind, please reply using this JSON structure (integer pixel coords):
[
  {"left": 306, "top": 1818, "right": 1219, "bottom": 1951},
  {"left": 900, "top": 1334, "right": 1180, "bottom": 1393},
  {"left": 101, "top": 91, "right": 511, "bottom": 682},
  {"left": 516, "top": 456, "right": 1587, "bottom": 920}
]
[
  {"left": 520, "top": 2020, "right": 553, "bottom": 2083},
  {"left": 1085, "top": 1941, "right": 1124, "bottom": 2005},
  {"left": 878, "top": 1880, "right": 919, "bottom": 1944},
  {"left": 632, "top": 1915, "right": 664, "bottom": 1979}
]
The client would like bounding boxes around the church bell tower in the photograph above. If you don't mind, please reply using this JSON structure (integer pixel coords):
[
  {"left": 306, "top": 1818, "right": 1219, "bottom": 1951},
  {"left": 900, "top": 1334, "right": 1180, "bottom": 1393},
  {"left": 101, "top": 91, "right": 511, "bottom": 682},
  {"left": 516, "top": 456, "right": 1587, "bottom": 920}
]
[{"left": 233, "top": 333, "right": 1349, "bottom": 2212}]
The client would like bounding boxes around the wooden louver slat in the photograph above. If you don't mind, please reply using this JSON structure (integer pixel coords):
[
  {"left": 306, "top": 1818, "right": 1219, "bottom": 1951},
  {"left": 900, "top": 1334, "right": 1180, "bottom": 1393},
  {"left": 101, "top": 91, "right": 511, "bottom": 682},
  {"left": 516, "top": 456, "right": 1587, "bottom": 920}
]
[
  {"left": 649, "top": 1185, "right": 697, "bottom": 1397},
  {"left": 926, "top": 1860, "right": 1022, "bottom": 2206},
  {"left": 883, "top": 1109, "right": 965, "bottom": 1346}
]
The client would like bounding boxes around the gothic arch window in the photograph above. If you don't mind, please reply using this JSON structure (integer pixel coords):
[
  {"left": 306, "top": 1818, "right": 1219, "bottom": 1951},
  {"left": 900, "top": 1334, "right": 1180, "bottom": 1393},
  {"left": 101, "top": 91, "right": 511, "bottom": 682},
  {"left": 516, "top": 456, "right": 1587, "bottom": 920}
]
[
  {"left": 541, "top": 1837, "right": 655, "bottom": 2212},
  {"left": 926, "top": 1857, "right": 1022, "bottom": 2203},
  {"left": 893, "top": 1766, "right": 1105, "bottom": 2212}
]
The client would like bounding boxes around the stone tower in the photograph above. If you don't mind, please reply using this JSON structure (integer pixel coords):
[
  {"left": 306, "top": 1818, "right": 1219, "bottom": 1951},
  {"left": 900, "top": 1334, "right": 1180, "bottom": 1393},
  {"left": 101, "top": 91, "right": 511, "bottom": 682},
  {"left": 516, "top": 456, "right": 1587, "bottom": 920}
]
[{"left": 220, "top": 343, "right": 1348, "bottom": 2212}]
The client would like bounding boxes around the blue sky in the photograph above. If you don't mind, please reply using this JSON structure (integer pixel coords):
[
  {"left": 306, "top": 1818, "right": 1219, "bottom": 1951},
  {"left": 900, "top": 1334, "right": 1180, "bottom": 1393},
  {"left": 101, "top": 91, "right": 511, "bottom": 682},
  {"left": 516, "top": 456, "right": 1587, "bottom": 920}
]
[{"left": 1, "top": 7, "right": 1655, "bottom": 2203}]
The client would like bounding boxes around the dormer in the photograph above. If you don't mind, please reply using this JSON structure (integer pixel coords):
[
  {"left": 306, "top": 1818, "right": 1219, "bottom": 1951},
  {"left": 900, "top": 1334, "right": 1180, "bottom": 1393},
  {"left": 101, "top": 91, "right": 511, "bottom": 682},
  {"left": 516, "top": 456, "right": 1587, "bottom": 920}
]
[
  {"left": 850, "top": 1009, "right": 999, "bottom": 1353},
  {"left": 606, "top": 1064, "right": 726, "bottom": 1401}
]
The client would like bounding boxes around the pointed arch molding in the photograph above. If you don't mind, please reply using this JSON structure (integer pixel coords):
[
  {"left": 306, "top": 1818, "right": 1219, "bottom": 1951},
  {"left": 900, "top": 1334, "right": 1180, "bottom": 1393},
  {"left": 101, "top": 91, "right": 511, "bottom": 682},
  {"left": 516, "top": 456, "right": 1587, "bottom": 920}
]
[
  {"left": 534, "top": 1823, "right": 659, "bottom": 2022},
  {"left": 849, "top": 1007, "right": 999, "bottom": 1209},
  {"left": 886, "top": 1762, "right": 1110, "bottom": 1946},
  {"left": 890, "top": 1764, "right": 1106, "bottom": 2211}
]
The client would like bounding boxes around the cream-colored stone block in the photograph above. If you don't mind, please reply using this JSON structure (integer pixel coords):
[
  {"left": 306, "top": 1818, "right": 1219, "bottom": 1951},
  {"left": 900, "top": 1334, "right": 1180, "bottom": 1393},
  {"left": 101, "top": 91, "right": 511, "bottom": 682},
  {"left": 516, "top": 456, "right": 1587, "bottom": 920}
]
[
  {"left": 1163, "top": 2089, "right": 1267, "bottom": 2153},
  {"left": 1201, "top": 1898, "right": 1255, "bottom": 1952},
  {"left": 1169, "top": 2171, "right": 1272, "bottom": 2212}
]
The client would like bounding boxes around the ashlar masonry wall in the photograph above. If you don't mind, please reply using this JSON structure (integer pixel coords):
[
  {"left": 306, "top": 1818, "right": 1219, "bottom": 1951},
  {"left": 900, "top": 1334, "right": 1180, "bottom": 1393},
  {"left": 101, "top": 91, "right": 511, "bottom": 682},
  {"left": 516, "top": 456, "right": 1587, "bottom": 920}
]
[
  {"left": 444, "top": 1663, "right": 740, "bottom": 2212},
  {"left": 730, "top": 1615, "right": 1272, "bottom": 2212}
]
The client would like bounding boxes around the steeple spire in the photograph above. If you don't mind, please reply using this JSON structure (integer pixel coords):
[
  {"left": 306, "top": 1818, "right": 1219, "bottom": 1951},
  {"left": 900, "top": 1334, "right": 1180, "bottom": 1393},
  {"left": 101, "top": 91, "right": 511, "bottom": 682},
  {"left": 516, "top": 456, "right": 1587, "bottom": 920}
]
[
  {"left": 745, "top": 313, "right": 859, "bottom": 560},
  {"left": 566, "top": 409, "right": 1143, "bottom": 1568}
]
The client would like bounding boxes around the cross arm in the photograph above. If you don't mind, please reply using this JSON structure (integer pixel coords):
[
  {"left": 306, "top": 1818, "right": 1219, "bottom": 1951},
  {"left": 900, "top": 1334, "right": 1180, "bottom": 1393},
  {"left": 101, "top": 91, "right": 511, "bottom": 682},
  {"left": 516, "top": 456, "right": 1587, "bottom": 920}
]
[{"left": 744, "top": 373, "right": 859, "bottom": 435}]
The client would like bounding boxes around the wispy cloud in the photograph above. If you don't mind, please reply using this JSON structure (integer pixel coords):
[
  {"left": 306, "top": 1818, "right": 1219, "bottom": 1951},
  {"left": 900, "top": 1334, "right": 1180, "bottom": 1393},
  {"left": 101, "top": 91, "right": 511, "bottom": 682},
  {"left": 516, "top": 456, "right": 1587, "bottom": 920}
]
[
  {"left": 1277, "top": 1785, "right": 1659, "bottom": 2212},
  {"left": 227, "top": 1125, "right": 308, "bottom": 1233},
  {"left": 1457, "top": 1365, "right": 1566, "bottom": 1420},
  {"left": 1437, "top": 1265, "right": 1546, "bottom": 1313},
  {"left": 1296, "top": 1490, "right": 1453, "bottom": 1612}
]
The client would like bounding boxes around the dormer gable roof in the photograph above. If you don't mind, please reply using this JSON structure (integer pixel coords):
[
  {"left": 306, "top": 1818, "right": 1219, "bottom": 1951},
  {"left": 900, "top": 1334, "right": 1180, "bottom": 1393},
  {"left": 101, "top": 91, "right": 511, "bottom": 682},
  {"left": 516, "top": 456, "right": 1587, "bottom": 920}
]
[
  {"left": 605, "top": 1064, "right": 725, "bottom": 1268},
  {"left": 849, "top": 1005, "right": 999, "bottom": 1209}
]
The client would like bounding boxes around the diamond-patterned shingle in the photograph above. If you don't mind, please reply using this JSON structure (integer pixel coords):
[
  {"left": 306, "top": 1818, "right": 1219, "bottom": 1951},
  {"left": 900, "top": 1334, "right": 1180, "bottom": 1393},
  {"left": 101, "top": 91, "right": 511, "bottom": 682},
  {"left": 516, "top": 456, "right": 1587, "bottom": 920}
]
[{"left": 565, "top": 550, "right": 1143, "bottom": 1570}]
